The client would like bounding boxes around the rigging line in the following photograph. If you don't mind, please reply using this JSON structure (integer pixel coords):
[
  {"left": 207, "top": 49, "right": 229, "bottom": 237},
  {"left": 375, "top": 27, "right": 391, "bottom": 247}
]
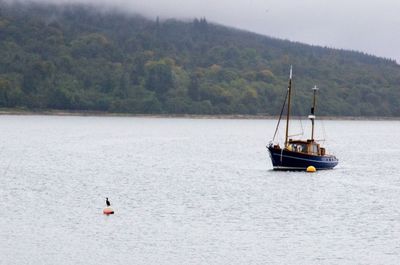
[
  {"left": 272, "top": 88, "right": 289, "bottom": 142},
  {"left": 289, "top": 133, "right": 303, "bottom": 137},
  {"left": 299, "top": 116, "right": 304, "bottom": 137}
]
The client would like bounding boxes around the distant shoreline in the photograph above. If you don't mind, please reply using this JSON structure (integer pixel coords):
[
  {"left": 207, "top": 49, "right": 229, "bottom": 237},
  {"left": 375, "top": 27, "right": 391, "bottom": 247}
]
[{"left": 0, "top": 109, "right": 400, "bottom": 121}]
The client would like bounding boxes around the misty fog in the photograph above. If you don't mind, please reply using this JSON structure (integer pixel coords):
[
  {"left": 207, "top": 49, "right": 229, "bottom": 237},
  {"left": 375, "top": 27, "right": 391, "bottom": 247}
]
[{"left": 4, "top": 0, "right": 400, "bottom": 62}]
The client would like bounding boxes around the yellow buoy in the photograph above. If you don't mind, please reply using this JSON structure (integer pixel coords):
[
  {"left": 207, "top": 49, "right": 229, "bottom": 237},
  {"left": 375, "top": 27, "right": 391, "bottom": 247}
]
[{"left": 306, "top": 166, "right": 316, "bottom": 172}]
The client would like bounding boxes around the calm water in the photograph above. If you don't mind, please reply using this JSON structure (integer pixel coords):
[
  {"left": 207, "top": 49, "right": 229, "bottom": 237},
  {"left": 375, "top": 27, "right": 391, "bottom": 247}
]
[{"left": 1, "top": 115, "right": 400, "bottom": 265}]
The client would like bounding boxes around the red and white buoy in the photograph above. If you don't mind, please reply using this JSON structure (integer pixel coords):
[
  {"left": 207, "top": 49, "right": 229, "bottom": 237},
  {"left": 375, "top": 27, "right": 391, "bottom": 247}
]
[{"left": 103, "top": 207, "right": 114, "bottom": 215}]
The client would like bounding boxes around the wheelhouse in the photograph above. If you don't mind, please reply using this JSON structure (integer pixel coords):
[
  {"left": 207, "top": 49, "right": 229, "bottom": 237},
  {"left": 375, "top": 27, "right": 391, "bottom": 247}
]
[{"left": 286, "top": 139, "right": 326, "bottom": 156}]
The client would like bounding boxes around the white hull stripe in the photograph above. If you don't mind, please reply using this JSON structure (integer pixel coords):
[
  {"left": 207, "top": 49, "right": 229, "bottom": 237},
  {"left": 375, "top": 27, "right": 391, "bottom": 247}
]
[
  {"left": 272, "top": 153, "right": 338, "bottom": 164},
  {"left": 273, "top": 166, "right": 306, "bottom": 170}
]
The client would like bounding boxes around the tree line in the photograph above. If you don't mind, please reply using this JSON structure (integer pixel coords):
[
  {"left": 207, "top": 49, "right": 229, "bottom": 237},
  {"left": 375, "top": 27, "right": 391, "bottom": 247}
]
[{"left": 0, "top": 1, "right": 400, "bottom": 116}]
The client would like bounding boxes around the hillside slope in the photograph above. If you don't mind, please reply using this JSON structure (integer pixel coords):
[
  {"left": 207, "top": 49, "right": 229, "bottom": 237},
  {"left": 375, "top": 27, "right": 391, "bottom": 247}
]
[{"left": 1, "top": 1, "right": 400, "bottom": 116}]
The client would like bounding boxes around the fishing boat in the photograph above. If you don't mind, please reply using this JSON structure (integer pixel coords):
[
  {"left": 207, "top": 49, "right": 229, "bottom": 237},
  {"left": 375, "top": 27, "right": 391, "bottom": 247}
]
[{"left": 267, "top": 66, "right": 338, "bottom": 170}]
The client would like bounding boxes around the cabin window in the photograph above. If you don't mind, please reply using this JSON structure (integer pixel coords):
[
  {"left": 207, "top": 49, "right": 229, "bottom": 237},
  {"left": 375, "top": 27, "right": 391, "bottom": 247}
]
[
  {"left": 311, "top": 144, "right": 318, "bottom": 154},
  {"left": 297, "top": 144, "right": 305, "bottom": 152},
  {"left": 291, "top": 143, "right": 306, "bottom": 152},
  {"left": 288, "top": 143, "right": 309, "bottom": 153}
]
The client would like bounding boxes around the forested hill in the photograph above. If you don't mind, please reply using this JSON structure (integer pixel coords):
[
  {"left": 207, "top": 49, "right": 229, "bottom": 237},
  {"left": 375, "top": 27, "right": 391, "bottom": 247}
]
[{"left": 1, "top": 1, "right": 400, "bottom": 116}]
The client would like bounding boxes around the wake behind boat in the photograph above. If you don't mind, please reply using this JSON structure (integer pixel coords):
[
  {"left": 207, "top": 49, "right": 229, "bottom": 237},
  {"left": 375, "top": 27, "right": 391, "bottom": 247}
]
[{"left": 267, "top": 66, "right": 338, "bottom": 171}]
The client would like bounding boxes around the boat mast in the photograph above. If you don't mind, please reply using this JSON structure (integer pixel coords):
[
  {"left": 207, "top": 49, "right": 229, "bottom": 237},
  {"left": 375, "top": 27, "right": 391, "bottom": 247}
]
[
  {"left": 309, "top": 85, "right": 318, "bottom": 141},
  {"left": 284, "top": 66, "right": 292, "bottom": 147}
]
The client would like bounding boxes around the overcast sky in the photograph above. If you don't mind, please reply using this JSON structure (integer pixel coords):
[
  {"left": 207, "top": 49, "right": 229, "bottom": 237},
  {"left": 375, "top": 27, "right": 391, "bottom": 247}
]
[{"left": 11, "top": 0, "right": 400, "bottom": 63}]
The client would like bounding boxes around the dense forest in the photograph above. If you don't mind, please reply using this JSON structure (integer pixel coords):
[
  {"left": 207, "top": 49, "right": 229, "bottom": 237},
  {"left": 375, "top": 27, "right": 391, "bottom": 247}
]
[{"left": 0, "top": 1, "right": 400, "bottom": 116}]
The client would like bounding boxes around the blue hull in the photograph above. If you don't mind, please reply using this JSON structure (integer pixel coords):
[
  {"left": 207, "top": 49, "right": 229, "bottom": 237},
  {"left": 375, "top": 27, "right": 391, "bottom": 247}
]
[{"left": 267, "top": 146, "right": 338, "bottom": 170}]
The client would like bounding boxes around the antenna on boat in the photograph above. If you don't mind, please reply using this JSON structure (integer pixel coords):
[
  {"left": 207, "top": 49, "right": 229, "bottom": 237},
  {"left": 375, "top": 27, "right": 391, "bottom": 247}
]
[
  {"left": 284, "top": 65, "right": 293, "bottom": 147},
  {"left": 309, "top": 85, "right": 319, "bottom": 141}
]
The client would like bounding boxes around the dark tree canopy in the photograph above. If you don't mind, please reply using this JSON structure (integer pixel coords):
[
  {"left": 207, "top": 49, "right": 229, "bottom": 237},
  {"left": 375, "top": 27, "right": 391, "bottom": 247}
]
[{"left": 0, "top": 0, "right": 400, "bottom": 116}]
